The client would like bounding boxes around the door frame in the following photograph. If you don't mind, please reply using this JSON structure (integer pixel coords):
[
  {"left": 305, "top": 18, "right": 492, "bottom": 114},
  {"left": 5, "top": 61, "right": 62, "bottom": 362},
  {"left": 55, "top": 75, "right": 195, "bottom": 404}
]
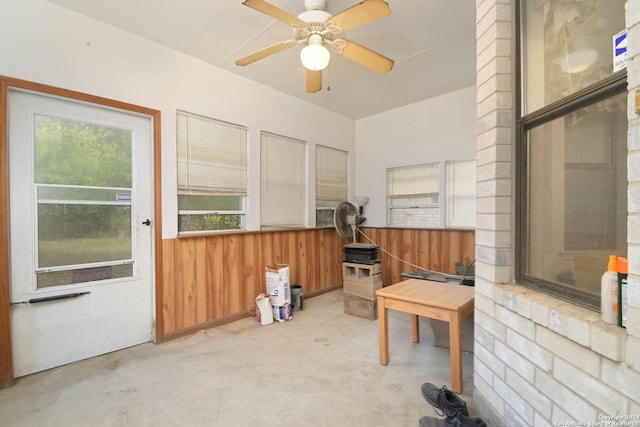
[{"left": 0, "top": 76, "right": 164, "bottom": 387}]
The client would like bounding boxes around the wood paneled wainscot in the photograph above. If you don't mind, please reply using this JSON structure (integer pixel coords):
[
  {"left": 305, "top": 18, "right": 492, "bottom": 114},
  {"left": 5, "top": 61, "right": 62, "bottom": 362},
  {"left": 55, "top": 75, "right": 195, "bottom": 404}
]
[
  {"left": 159, "top": 228, "right": 346, "bottom": 339},
  {"left": 158, "top": 227, "right": 474, "bottom": 341}
]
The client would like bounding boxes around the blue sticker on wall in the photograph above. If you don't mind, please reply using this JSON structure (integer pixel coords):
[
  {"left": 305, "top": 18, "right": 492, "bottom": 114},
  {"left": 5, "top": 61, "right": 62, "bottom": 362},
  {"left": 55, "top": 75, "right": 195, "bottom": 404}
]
[{"left": 614, "top": 29, "right": 628, "bottom": 72}]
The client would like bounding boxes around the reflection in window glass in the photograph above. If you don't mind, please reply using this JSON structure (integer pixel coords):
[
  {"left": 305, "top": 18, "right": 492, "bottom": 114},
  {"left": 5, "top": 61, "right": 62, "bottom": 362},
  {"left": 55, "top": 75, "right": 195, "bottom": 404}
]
[
  {"left": 522, "top": 0, "right": 625, "bottom": 113},
  {"left": 524, "top": 91, "right": 627, "bottom": 304}
]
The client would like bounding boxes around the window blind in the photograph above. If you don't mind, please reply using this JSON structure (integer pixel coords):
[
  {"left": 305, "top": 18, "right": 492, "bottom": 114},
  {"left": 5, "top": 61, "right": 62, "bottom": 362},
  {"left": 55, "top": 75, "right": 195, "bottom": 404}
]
[
  {"left": 316, "top": 145, "right": 348, "bottom": 202},
  {"left": 177, "top": 111, "right": 247, "bottom": 196},
  {"left": 260, "top": 132, "right": 306, "bottom": 228},
  {"left": 387, "top": 163, "right": 439, "bottom": 198},
  {"left": 446, "top": 159, "right": 476, "bottom": 227}
]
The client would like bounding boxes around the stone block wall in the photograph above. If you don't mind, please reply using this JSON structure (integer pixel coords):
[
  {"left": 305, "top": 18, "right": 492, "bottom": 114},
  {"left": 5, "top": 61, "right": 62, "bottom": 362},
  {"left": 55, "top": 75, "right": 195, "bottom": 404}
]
[{"left": 473, "top": 1, "right": 640, "bottom": 425}]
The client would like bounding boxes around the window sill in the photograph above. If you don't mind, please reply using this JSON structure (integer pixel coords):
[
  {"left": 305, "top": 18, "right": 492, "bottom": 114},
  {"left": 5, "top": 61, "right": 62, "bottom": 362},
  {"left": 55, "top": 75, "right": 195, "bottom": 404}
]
[
  {"left": 177, "top": 229, "right": 247, "bottom": 238},
  {"left": 498, "top": 283, "right": 628, "bottom": 362},
  {"left": 176, "top": 226, "right": 334, "bottom": 239}
]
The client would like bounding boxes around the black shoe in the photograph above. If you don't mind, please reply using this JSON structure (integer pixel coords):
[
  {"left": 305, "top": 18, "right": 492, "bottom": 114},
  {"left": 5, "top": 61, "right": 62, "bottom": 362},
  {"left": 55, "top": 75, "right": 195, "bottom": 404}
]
[
  {"left": 419, "top": 416, "right": 446, "bottom": 427},
  {"left": 421, "top": 383, "right": 469, "bottom": 417},
  {"left": 444, "top": 413, "right": 487, "bottom": 427},
  {"left": 420, "top": 413, "right": 486, "bottom": 427}
]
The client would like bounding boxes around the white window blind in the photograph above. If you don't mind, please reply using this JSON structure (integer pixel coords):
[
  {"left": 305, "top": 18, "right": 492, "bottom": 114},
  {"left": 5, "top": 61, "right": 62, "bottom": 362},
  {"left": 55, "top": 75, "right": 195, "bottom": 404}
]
[
  {"left": 177, "top": 111, "right": 247, "bottom": 196},
  {"left": 316, "top": 145, "right": 348, "bottom": 227},
  {"left": 316, "top": 145, "right": 348, "bottom": 202},
  {"left": 260, "top": 132, "right": 306, "bottom": 228},
  {"left": 388, "top": 163, "right": 439, "bottom": 198},
  {"left": 387, "top": 163, "right": 440, "bottom": 227},
  {"left": 446, "top": 159, "right": 476, "bottom": 228}
]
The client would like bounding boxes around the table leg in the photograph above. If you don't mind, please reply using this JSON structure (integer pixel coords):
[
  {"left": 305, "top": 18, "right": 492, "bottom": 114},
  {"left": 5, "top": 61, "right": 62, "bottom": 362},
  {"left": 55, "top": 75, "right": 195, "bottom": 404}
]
[
  {"left": 449, "top": 311, "right": 463, "bottom": 393},
  {"left": 378, "top": 295, "right": 389, "bottom": 365},
  {"left": 411, "top": 314, "right": 420, "bottom": 343}
]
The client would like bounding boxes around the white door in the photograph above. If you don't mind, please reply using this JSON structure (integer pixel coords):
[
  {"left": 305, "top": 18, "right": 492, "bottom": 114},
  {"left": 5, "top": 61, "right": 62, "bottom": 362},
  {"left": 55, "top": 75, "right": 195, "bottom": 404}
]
[{"left": 8, "top": 89, "right": 154, "bottom": 377}]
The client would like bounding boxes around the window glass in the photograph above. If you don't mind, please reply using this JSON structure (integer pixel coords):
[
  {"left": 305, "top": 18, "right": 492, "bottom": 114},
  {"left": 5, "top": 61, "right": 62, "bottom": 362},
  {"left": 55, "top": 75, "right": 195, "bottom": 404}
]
[
  {"left": 34, "top": 114, "right": 133, "bottom": 288},
  {"left": 176, "top": 111, "right": 247, "bottom": 233},
  {"left": 523, "top": 91, "right": 627, "bottom": 306},
  {"left": 316, "top": 145, "right": 348, "bottom": 227},
  {"left": 522, "top": 0, "right": 625, "bottom": 114}
]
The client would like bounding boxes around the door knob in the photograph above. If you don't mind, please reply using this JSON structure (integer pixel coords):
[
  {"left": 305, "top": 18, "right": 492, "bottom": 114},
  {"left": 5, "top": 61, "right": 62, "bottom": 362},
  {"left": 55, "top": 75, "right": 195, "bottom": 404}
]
[{"left": 142, "top": 219, "right": 151, "bottom": 226}]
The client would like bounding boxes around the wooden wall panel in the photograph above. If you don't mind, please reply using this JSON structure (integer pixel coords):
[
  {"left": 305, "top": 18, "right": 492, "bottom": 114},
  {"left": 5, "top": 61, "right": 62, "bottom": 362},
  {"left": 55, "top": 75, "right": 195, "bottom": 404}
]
[
  {"left": 244, "top": 234, "right": 262, "bottom": 310},
  {"left": 174, "top": 239, "right": 197, "bottom": 330},
  {"left": 161, "top": 239, "right": 176, "bottom": 334},
  {"left": 222, "top": 234, "right": 243, "bottom": 316},
  {"left": 206, "top": 236, "right": 224, "bottom": 320},
  {"left": 195, "top": 238, "right": 208, "bottom": 324},
  {"left": 359, "top": 228, "right": 475, "bottom": 286},
  {"left": 317, "top": 228, "right": 344, "bottom": 293},
  {"left": 158, "top": 227, "right": 474, "bottom": 340}
]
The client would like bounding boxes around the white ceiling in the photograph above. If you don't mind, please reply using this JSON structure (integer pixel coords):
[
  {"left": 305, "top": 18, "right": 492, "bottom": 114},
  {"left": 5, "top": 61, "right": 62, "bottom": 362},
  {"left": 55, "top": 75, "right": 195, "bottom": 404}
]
[{"left": 44, "top": 0, "right": 477, "bottom": 119}]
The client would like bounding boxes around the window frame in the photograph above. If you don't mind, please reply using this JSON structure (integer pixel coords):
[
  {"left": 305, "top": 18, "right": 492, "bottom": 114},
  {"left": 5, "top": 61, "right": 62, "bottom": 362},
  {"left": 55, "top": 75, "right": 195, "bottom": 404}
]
[{"left": 516, "top": 68, "right": 628, "bottom": 310}]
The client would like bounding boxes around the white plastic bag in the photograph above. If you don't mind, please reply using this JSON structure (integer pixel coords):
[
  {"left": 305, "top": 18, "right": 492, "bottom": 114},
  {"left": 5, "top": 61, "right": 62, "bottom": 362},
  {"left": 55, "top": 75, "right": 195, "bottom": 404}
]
[{"left": 265, "top": 264, "right": 292, "bottom": 322}]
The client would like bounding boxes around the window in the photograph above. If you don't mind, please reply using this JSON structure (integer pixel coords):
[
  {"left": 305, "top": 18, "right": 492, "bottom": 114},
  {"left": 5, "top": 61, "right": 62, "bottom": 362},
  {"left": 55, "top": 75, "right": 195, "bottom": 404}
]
[
  {"left": 316, "top": 145, "right": 348, "bottom": 227},
  {"left": 387, "top": 163, "right": 440, "bottom": 227},
  {"left": 260, "top": 132, "right": 306, "bottom": 229},
  {"left": 177, "top": 111, "right": 247, "bottom": 234},
  {"left": 387, "top": 161, "right": 475, "bottom": 228},
  {"left": 518, "top": 0, "right": 627, "bottom": 310},
  {"left": 446, "top": 159, "right": 476, "bottom": 228}
]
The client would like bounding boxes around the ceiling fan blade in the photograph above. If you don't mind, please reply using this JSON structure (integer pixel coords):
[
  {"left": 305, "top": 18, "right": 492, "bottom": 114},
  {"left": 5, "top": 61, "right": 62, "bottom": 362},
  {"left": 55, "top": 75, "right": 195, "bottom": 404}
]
[
  {"left": 306, "top": 70, "right": 322, "bottom": 93},
  {"left": 241, "top": 0, "right": 304, "bottom": 26},
  {"left": 235, "top": 39, "right": 298, "bottom": 66},
  {"left": 329, "top": 0, "right": 391, "bottom": 33},
  {"left": 337, "top": 39, "right": 394, "bottom": 74}
]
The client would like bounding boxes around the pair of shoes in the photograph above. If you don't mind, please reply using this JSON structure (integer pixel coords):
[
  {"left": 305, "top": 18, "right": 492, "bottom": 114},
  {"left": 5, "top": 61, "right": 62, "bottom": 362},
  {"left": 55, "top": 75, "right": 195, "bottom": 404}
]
[
  {"left": 421, "top": 383, "right": 468, "bottom": 417},
  {"left": 421, "top": 383, "right": 487, "bottom": 427}
]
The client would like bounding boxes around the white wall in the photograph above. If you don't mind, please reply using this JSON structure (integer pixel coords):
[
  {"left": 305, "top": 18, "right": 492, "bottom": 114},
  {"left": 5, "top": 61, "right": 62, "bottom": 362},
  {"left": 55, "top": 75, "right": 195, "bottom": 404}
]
[
  {"left": 354, "top": 86, "right": 477, "bottom": 226},
  {"left": 0, "top": 0, "right": 356, "bottom": 238}
]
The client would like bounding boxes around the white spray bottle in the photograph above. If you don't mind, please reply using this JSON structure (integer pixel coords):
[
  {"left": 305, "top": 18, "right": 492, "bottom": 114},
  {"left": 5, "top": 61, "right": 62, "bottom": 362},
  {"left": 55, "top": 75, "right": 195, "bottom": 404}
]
[{"left": 601, "top": 255, "right": 618, "bottom": 324}]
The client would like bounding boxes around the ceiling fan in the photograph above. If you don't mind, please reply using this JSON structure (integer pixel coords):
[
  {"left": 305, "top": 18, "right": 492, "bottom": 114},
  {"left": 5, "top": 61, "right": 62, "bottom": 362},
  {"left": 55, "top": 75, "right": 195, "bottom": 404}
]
[{"left": 235, "top": 0, "right": 394, "bottom": 93}]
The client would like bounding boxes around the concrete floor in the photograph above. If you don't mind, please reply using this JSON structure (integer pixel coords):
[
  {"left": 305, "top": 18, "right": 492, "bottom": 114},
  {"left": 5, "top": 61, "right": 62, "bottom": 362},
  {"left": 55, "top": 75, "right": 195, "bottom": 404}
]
[{"left": 0, "top": 290, "right": 475, "bottom": 427}]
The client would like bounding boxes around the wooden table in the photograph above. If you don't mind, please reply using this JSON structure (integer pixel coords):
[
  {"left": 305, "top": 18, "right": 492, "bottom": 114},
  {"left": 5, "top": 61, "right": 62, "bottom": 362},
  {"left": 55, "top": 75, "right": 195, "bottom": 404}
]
[{"left": 376, "top": 278, "right": 475, "bottom": 393}]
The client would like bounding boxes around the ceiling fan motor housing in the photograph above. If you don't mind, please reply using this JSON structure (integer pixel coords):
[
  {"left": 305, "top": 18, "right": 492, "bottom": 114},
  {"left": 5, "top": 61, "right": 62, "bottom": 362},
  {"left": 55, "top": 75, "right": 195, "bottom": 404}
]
[
  {"left": 304, "top": 0, "right": 326, "bottom": 11},
  {"left": 295, "top": 9, "right": 337, "bottom": 40}
]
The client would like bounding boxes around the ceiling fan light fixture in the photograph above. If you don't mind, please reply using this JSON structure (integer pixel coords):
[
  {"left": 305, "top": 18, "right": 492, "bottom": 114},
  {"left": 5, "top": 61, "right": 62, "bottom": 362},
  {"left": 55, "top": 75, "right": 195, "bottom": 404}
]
[{"left": 300, "top": 34, "right": 330, "bottom": 71}]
